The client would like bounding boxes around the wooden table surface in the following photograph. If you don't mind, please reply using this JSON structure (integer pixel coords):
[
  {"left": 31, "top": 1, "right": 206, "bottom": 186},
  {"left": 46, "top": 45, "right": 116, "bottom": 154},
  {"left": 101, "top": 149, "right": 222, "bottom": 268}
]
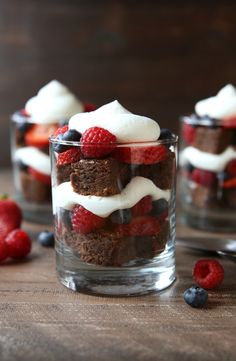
[{"left": 0, "top": 168, "right": 236, "bottom": 361}]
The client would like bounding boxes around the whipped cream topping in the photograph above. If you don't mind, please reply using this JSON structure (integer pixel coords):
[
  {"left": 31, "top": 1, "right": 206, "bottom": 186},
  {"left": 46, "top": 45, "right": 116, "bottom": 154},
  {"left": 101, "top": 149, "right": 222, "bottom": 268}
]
[
  {"left": 53, "top": 176, "right": 170, "bottom": 217},
  {"left": 179, "top": 146, "right": 236, "bottom": 172},
  {"left": 195, "top": 84, "right": 236, "bottom": 119},
  {"left": 25, "top": 80, "right": 84, "bottom": 124},
  {"left": 69, "top": 100, "right": 160, "bottom": 142},
  {"left": 14, "top": 147, "right": 51, "bottom": 175}
]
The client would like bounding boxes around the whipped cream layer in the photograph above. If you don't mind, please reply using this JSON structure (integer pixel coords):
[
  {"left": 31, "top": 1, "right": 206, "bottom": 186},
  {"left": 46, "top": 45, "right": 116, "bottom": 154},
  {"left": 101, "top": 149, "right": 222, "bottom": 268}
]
[
  {"left": 15, "top": 147, "right": 50, "bottom": 175},
  {"left": 195, "top": 84, "right": 236, "bottom": 119},
  {"left": 179, "top": 146, "right": 236, "bottom": 172},
  {"left": 53, "top": 176, "right": 170, "bottom": 217},
  {"left": 25, "top": 80, "right": 84, "bottom": 124},
  {"left": 69, "top": 100, "right": 160, "bottom": 142}
]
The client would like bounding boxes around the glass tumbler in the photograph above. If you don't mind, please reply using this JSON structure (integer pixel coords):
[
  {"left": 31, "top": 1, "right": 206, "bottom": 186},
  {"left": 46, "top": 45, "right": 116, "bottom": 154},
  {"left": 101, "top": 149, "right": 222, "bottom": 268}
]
[
  {"left": 50, "top": 135, "right": 178, "bottom": 296},
  {"left": 11, "top": 110, "right": 59, "bottom": 224},
  {"left": 179, "top": 115, "right": 236, "bottom": 232}
]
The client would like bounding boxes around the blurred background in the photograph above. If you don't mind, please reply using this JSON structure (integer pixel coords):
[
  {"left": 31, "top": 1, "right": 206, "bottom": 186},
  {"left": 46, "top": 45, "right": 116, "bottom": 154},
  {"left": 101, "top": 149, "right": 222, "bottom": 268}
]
[{"left": 1, "top": 0, "right": 236, "bottom": 167}]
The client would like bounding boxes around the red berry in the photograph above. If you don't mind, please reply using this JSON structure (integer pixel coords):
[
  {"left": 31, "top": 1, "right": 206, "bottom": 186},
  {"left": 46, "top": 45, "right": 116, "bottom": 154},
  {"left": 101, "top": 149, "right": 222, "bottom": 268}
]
[
  {"left": 25, "top": 124, "right": 58, "bottom": 148},
  {"left": 0, "top": 238, "right": 9, "bottom": 262},
  {"left": 53, "top": 125, "right": 69, "bottom": 137},
  {"left": 190, "top": 169, "right": 217, "bottom": 187},
  {"left": 81, "top": 127, "right": 117, "bottom": 158},
  {"left": 114, "top": 144, "right": 168, "bottom": 165},
  {"left": 223, "top": 177, "right": 236, "bottom": 189},
  {"left": 193, "top": 259, "right": 224, "bottom": 289},
  {"left": 117, "top": 216, "right": 160, "bottom": 237},
  {"left": 226, "top": 159, "right": 236, "bottom": 177},
  {"left": 5, "top": 229, "right": 31, "bottom": 259},
  {"left": 83, "top": 102, "right": 96, "bottom": 112},
  {"left": 131, "top": 196, "right": 152, "bottom": 216},
  {"left": 57, "top": 147, "right": 81, "bottom": 166},
  {"left": 20, "top": 109, "right": 30, "bottom": 117},
  {"left": 222, "top": 115, "right": 236, "bottom": 128},
  {"left": 28, "top": 167, "right": 51, "bottom": 186},
  {"left": 71, "top": 205, "right": 105, "bottom": 234},
  {"left": 0, "top": 197, "right": 22, "bottom": 240},
  {"left": 182, "top": 123, "right": 196, "bottom": 144}
]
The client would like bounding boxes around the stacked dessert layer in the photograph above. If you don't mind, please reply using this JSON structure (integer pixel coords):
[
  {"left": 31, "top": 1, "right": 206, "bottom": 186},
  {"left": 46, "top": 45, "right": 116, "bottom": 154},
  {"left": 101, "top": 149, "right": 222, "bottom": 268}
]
[
  {"left": 52, "top": 101, "right": 176, "bottom": 267},
  {"left": 13, "top": 80, "right": 92, "bottom": 204},
  {"left": 179, "top": 85, "right": 236, "bottom": 210}
]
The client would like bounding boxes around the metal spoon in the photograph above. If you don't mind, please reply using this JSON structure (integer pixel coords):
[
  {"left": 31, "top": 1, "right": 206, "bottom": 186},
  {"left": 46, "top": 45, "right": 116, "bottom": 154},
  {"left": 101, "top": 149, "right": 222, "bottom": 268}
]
[{"left": 176, "top": 237, "right": 236, "bottom": 262}]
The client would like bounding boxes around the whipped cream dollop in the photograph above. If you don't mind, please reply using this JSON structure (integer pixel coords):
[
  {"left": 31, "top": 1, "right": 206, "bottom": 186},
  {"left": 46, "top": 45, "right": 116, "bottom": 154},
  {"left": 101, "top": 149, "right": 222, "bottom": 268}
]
[
  {"left": 179, "top": 146, "right": 236, "bottom": 173},
  {"left": 195, "top": 84, "right": 236, "bottom": 119},
  {"left": 53, "top": 176, "right": 170, "bottom": 217},
  {"left": 69, "top": 100, "right": 160, "bottom": 142},
  {"left": 25, "top": 80, "right": 84, "bottom": 124},
  {"left": 14, "top": 147, "right": 51, "bottom": 175}
]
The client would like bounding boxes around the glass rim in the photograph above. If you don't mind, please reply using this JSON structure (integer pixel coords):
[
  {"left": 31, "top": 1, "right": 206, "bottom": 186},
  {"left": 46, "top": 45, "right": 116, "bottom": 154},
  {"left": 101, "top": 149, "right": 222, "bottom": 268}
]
[
  {"left": 49, "top": 134, "right": 178, "bottom": 147},
  {"left": 11, "top": 110, "right": 66, "bottom": 124}
]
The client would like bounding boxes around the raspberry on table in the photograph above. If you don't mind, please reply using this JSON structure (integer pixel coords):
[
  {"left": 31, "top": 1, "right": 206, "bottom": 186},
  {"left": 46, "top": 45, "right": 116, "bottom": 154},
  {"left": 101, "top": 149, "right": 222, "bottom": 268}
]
[
  {"left": 114, "top": 144, "right": 168, "bottom": 165},
  {"left": 183, "top": 286, "right": 208, "bottom": 308},
  {"left": 190, "top": 169, "right": 217, "bottom": 187},
  {"left": 71, "top": 205, "right": 106, "bottom": 234},
  {"left": 182, "top": 123, "right": 196, "bottom": 144},
  {"left": 57, "top": 147, "right": 81, "bottom": 166},
  {"left": 0, "top": 238, "right": 9, "bottom": 262},
  {"left": 81, "top": 126, "right": 117, "bottom": 158},
  {"left": 193, "top": 259, "right": 224, "bottom": 289},
  {"left": 131, "top": 196, "right": 152, "bottom": 216},
  {"left": 5, "top": 229, "right": 32, "bottom": 259},
  {"left": 0, "top": 196, "right": 22, "bottom": 240}
]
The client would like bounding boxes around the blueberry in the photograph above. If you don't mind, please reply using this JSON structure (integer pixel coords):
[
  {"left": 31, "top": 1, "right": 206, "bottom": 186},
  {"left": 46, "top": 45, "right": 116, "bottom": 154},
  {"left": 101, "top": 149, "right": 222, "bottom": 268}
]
[
  {"left": 37, "top": 231, "right": 55, "bottom": 247},
  {"left": 16, "top": 122, "right": 32, "bottom": 133},
  {"left": 183, "top": 286, "right": 208, "bottom": 308},
  {"left": 110, "top": 209, "right": 132, "bottom": 224},
  {"left": 217, "top": 171, "right": 229, "bottom": 181},
  {"left": 159, "top": 128, "right": 173, "bottom": 140},
  {"left": 62, "top": 129, "right": 82, "bottom": 142},
  {"left": 152, "top": 199, "right": 168, "bottom": 216},
  {"left": 17, "top": 160, "right": 28, "bottom": 172},
  {"left": 52, "top": 134, "right": 67, "bottom": 153},
  {"left": 185, "top": 163, "right": 195, "bottom": 173}
]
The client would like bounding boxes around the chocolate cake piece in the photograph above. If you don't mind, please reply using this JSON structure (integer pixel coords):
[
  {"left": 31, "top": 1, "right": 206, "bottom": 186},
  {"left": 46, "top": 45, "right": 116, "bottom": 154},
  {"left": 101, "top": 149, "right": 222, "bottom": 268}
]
[
  {"left": 192, "top": 127, "right": 232, "bottom": 154},
  {"left": 190, "top": 184, "right": 218, "bottom": 209},
  {"left": 129, "top": 151, "right": 175, "bottom": 190},
  {"left": 20, "top": 170, "right": 51, "bottom": 203},
  {"left": 57, "top": 164, "right": 73, "bottom": 184},
  {"left": 70, "top": 157, "right": 128, "bottom": 196}
]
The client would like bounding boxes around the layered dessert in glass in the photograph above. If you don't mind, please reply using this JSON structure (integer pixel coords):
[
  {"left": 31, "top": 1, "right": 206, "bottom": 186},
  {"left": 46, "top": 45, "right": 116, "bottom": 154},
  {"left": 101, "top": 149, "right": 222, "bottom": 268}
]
[
  {"left": 179, "top": 84, "right": 236, "bottom": 231},
  {"left": 11, "top": 80, "right": 93, "bottom": 223},
  {"left": 50, "top": 100, "right": 177, "bottom": 296}
]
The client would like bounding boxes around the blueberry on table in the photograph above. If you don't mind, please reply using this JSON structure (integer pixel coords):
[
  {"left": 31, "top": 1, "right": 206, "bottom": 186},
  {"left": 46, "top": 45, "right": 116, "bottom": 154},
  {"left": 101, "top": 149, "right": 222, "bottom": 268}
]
[
  {"left": 37, "top": 231, "right": 55, "bottom": 247},
  {"left": 183, "top": 286, "right": 208, "bottom": 308}
]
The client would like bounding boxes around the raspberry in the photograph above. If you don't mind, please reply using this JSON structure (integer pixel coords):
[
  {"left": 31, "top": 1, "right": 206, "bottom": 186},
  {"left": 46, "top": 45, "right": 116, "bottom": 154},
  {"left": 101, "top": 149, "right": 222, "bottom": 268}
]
[
  {"left": 28, "top": 167, "right": 51, "bottom": 186},
  {"left": 57, "top": 147, "right": 81, "bottom": 166},
  {"left": 0, "top": 238, "right": 9, "bottom": 262},
  {"left": 83, "top": 102, "right": 96, "bottom": 112},
  {"left": 222, "top": 115, "right": 236, "bottom": 128},
  {"left": 222, "top": 177, "right": 236, "bottom": 189},
  {"left": 114, "top": 144, "right": 168, "bottom": 165},
  {"left": 117, "top": 216, "right": 160, "bottom": 237},
  {"left": 182, "top": 123, "right": 196, "bottom": 144},
  {"left": 193, "top": 259, "right": 224, "bottom": 289},
  {"left": 71, "top": 205, "right": 105, "bottom": 234},
  {"left": 81, "top": 127, "right": 117, "bottom": 158},
  {"left": 53, "top": 125, "right": 69, "bottom": 137},
  {"left": 226, "top": 159, "right": 236, "bottom": 177},
  {"left": 183, "top": 286, "right": 208, "bottom": 308},
  {"left": 5, "top": 229, "right": 31, "bottom": 259},
  {"left": 190, "top": 169, "right": 217, "bottom": 187},
  {"left": 131, "top": 196, "right": 152, "bottom": 216}
]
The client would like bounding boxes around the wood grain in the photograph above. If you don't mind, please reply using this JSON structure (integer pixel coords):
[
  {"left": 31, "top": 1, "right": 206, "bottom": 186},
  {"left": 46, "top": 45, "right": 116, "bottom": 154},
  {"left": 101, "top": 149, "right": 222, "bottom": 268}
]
[
  {"left": 0, "top": 169, "right": 236, "bottom": 361},
  {"left": 1, "top": 1, "right": 236, "bottom": 166}
]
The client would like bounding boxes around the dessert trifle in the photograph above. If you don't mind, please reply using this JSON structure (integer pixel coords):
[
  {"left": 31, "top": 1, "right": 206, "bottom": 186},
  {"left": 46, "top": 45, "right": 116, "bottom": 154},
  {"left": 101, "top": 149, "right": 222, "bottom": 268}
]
[
  {"left": 179, "top": 84, "right": 236, "bottom": 231},
  {"left": 11, "top": 80, "right": 95, "bottom": 223},
  {"left": 50, "top": 100, "right": 177, "bottom": 296}
]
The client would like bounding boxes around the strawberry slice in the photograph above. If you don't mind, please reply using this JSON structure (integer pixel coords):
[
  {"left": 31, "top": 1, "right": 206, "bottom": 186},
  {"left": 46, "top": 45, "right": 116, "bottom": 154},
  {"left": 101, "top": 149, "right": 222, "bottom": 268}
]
[
  {"left": 117, "top": 216, "right": 160, "bottom": 237},
  {"left": 114, "top": 145, "right": 168, "bottom": 165},
  {"left": 28, "top": 167, "right": 51, "bottom": 186},
  {"left": 25, "top": 124, "right": 58, "bottom": 148},
  {"left": 223, "top": 177, "right": 236, "bottom": 189},
  {"left": 222, "top": 115, "right": 236, "bottom": 128}
]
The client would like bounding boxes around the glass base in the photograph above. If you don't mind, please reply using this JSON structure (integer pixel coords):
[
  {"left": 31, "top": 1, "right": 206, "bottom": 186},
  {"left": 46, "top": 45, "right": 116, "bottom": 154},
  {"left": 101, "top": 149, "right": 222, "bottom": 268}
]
[
  {"left": 56, "top": 247, "right": 176, "bottom": 296},
  {"left": 180, "top": 204, "right": 236, "bottom": 232},
  {"left": 14, "top": 194, "right": 53, "bottom": 225}
]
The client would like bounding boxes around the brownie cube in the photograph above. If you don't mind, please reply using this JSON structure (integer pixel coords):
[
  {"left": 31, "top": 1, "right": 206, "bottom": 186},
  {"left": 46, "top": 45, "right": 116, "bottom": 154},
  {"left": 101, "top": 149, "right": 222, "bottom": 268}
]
[
  {"left": 20, "top": 170, "right": 51, "bottom": 203},
  {"left": 190, "top": 184, "right": 218, "bottom": 208},
  {"left": 57, "top": 164, "right": 73, "bottom": 184},
  {"left": 192, "top": 127, "right": 232, "bottom": 154}
]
